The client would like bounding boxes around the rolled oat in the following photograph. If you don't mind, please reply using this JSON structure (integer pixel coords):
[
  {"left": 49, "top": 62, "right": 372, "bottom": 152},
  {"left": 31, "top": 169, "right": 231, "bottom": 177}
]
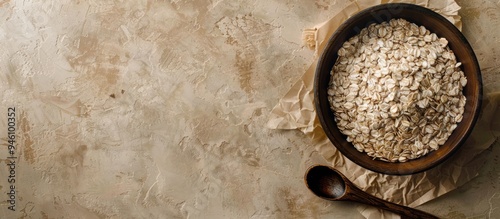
[{"left": 328, "top": 18, "right": 466, "bottom": 162}]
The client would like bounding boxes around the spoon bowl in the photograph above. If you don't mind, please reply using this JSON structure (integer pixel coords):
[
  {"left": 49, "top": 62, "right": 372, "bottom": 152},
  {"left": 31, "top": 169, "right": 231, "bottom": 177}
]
[
  {"left": 305, "top": 165, "right": 346, "bottom": 200},
  {"left": 305, "top": 165, "right": 438, "bottom": 219}
]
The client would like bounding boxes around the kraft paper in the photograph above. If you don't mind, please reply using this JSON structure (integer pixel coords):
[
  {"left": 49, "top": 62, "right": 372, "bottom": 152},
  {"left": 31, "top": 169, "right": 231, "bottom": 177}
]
[{"left": 267, "top": 0, "right": 500, "bottom": 218}]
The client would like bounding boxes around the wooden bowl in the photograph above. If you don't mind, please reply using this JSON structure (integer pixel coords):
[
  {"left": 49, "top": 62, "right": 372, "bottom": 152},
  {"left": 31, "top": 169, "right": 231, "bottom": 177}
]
[{"left": 314, "top": 3, "right": 482, "bottom": 175}]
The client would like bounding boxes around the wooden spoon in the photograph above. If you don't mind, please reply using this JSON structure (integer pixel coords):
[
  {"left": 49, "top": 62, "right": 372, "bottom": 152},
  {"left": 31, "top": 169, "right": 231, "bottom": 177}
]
[{"left": 305, "top": 165, "right": 438, "bottom": 219}]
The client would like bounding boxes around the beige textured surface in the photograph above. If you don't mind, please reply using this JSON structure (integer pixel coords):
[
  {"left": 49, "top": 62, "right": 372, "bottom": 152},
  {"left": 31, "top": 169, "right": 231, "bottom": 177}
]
[{"left": 0, "top": 0, "right": 498, "bottom": 218}]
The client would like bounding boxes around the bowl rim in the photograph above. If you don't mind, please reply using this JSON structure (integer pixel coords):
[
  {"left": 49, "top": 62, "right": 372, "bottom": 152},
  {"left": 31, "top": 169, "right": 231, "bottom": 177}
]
[{"left": 314, "top": 3, "right": 483, "bottom": 175}]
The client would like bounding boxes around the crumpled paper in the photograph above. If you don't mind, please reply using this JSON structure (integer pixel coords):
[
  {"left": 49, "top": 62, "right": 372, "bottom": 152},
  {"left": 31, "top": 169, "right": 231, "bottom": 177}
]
[{"left": 267, "top": 0, "right": 500, "bottom": 218}]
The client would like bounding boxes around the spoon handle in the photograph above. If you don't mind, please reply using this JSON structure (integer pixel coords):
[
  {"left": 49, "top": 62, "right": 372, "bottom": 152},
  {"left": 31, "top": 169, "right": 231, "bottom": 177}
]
[{"left": 345, "top": 186, "right": 438, "bottom": 219}]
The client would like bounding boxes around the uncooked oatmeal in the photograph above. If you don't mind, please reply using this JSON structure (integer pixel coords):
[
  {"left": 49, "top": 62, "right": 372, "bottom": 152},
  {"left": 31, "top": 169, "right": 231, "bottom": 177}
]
[{"left": 327, "top": 18, "right": 467, "bottom": 162}]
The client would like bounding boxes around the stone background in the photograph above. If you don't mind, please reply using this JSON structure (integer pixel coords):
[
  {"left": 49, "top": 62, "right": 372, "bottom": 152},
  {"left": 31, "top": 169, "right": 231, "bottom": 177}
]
[{"left": 0, "top": 0, "right": 498, "bottom": 218}]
